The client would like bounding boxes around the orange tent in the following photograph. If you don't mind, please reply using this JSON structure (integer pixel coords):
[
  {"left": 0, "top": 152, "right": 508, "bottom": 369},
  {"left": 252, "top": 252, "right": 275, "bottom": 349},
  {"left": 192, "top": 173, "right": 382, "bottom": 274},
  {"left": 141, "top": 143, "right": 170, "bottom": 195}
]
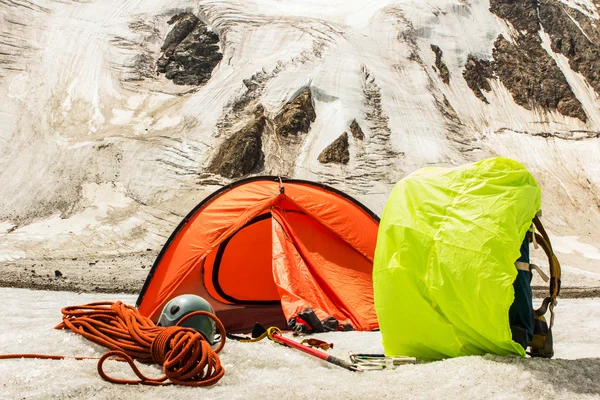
[{"left": 136, "top": 177, "right": 380, "bottom": 333}]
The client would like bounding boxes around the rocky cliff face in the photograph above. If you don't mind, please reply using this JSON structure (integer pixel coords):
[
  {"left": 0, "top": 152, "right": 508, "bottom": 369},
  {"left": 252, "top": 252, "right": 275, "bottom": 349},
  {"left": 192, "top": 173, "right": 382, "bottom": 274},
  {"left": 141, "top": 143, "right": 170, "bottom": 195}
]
[
  {"left": 156, "top": 13, "right": 223, "bottom": 85},
  {"left": 492, "top": 34, "right": 586, "bottom": 121},
  {"left": 208, "top": 116, "right": 265, "bottom": 178},
  {"left": 274, "top": 88, "right": 317, "bottom": 137},
  {"left": 431, "top": 44, "right": 450, "bottom": 85},
  {"left": 539, "top": 0, "right": 600, "bottom": 95},
  {"left": 463, "top": 55, "right": 494, "bottom": 103},
  {"left": 318, "top": 132, "right": 350, "bottom": 164},
  {"left": 1, "top": 0, "right": 600, "bottom": 274},
  {"left": 466, "top": 0, "right": 592, "bottom": 121}
]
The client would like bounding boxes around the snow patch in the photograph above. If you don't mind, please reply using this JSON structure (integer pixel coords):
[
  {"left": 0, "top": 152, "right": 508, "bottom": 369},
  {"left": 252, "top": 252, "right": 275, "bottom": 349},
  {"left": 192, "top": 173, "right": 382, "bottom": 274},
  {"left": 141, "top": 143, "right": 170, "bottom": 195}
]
[
  {"left": 147, "top": 93, "right": 176, "bottom": 109},
  {"left": 557, "top": 0, "right": 599, "bottom": 19},
  {"left": 0, "top": 221, "right": 16, "bottom": 233},
  {"left": 110, "top": 109, "right": 135, "bottom": 125},
  {"left": 252, "top": 0, "right": 396, "bottom": 28},
  {"left": 126, "top": 94, "right": 147, "bottom": 109},
  {"left": 154, "top": 115, "right": 182, "bottom": 130},
  {"left": 7, "top": 73, "right": 30, "bottom": 99},
  {"left": 0, "top": 251, "right": 26, "bottom": 262},
  {"left": 550, "top": 234, "right": 600, "bottom": 260},
  {"left": 15, "top": 182, "right": 133, "bottom": 238},
  {"left": 133, "top": 117, "right": 154, "bottom": 134}
]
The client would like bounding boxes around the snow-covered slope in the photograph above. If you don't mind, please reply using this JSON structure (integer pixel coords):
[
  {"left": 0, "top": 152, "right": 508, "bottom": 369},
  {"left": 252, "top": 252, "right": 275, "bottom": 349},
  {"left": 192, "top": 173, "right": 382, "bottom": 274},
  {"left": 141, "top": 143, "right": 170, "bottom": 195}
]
[
  {"left": 1, "top": 0, "right": 600, "bottom": 274},
  {"left": 0, "top": 287, "right": 599, "bottom": 399}
]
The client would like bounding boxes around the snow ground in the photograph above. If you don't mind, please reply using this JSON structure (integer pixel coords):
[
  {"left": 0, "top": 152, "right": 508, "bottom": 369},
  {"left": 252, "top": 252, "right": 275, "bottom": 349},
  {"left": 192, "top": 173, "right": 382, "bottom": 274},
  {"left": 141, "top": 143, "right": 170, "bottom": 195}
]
[{"left": 0, "top": 288, "right": 599, "bottom": 399}]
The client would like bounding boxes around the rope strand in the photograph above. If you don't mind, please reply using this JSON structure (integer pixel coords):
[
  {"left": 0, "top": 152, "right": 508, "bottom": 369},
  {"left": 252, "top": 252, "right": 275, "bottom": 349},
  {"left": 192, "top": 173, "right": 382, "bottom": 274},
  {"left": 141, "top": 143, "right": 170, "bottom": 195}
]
[{"left": 0, "top": 301, "right": 227, "bottom": 386}]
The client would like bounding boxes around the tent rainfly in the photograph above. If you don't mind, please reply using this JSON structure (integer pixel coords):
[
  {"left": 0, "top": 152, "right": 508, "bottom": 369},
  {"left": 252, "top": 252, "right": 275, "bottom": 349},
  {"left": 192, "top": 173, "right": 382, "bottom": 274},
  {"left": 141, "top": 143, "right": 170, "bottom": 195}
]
[{"left": 137, "top": 177, "right": 380, "bottom": 333}]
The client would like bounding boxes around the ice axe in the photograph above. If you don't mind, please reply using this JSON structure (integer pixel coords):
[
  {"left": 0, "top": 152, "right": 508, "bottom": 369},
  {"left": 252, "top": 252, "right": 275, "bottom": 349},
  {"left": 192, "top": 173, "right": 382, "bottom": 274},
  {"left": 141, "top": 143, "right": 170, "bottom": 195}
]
[{"left": 250, "top": 324, "right": 360, "bottom": 372}]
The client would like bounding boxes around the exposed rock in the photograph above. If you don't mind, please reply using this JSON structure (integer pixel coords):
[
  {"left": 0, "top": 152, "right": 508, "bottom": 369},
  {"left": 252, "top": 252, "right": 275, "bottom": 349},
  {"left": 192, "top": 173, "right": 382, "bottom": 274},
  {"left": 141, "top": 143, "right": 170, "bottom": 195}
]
[
  {"left": 433, "top": 92, "right": 478, "bottom": 155},
  {"left": 350, "top": 119, "right": 364, "bottom": 140},
  {"left": 318, "top": 132, "right": 350, "bottom": 164},
  {"left": 161, "top": 13, "right": 198, "bottom": 55},
  {"left": 156, "top": 12, "right": 222, "bottom": 86},
  {"left": 111, "top": 20, "right": 163, "bottom": 82},
  {"left": 430, "top": 44, "right": 450, "bottom": 85},
  {"left": 463, "top": 54, "right": 494, "bottom": 103},
  {"left": 215, "top": 69, "right": 277, "bottom": 146},
  {"left": 489, "top": 0, "right": 540, "bottom": 34},
  {"left": 493, "top": 35, "right": 586, "bottom": 121},
  {"left": 274, "top": 88, "right": 317, "bottom": 137},
  {"left": 208, "top": 116, "right": 266, "bottom": 178},
  {"left": 329, "top": 65, "right": 402, "bottom": 191},
  {"left": 538, "top": 0, "right": 600, "bottom": 97},
  {"left": 54, "top": 270, "right": 62, "bottom": 278},
  {"left": 496, "top": 127, "right": 600, "bottom": 140},
  {"left": 486, "top": 0, "right": 587, "bottom": 121},
  {"left": 253, "top": 104, "right": 265, "bottom": 118}
]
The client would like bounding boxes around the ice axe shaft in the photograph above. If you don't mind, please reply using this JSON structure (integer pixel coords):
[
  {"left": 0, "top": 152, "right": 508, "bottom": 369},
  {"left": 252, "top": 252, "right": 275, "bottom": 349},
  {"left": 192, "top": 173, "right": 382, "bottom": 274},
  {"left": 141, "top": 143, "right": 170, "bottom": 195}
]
[
  {"left": 270, "top": 331, "right": 359, "bottom": 371},
  {"left": 246, "top": 324, "right": 359, "bottom": 371}
]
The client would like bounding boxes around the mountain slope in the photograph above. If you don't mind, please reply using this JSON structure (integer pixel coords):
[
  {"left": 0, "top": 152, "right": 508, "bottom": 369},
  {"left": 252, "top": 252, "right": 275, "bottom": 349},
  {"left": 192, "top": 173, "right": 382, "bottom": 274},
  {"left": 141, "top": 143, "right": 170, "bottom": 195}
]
[{"left": 1, "top": 0, "right": 599, "bottom": 280}]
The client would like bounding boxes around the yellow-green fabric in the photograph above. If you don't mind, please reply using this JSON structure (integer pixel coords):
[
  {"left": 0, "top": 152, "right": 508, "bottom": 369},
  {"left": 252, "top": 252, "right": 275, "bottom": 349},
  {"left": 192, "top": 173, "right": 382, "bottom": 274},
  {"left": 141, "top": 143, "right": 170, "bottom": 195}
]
[{"left": 373, "top": 157, "right": 541, "bottom": 360}]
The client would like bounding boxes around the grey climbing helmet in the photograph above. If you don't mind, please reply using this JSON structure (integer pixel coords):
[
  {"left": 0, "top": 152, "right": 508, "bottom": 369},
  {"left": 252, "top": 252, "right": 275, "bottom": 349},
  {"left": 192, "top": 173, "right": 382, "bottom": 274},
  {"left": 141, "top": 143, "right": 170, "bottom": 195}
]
[{"left": 157, "top": 294, "right": 216, "bottom": 345}]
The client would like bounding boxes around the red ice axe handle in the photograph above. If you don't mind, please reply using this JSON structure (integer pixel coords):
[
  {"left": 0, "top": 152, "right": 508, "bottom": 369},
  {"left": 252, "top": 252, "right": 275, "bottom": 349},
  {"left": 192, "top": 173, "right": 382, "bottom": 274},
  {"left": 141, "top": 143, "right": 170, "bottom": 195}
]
[{"left": 270, "top": 332, "right": 359, "bottom": 371}]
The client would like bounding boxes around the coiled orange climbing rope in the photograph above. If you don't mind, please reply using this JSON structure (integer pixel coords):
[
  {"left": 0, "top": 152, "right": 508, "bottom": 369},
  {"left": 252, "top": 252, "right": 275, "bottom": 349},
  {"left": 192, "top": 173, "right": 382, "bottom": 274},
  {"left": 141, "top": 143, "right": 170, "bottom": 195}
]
[{"left": 0, "top": 301, "right": 226, "bottom": 386}]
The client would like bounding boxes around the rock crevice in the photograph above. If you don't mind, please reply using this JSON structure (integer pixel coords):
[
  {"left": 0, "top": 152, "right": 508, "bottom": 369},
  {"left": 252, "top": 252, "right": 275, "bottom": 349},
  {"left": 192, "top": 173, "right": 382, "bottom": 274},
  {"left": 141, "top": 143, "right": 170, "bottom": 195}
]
[{"left": 431, "top": 44, "right": 450, "bottom": 85}]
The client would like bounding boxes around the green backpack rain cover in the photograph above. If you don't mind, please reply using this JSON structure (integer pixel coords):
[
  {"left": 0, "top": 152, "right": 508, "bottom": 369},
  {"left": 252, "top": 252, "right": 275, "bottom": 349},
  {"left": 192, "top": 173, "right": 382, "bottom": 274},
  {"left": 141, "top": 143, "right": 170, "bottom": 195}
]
[{"left": 373, "top": 157, "right": 541, "bottom": 360}]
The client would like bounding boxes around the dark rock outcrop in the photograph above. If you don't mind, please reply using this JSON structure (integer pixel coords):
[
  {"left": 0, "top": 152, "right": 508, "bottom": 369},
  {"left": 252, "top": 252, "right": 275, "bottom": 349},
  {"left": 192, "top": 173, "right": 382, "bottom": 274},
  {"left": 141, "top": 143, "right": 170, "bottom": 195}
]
[
  {"left": 156, "top": 13, "right": 222, "bottom": 86},
  {"left": 467, "top": 0, "right": 589, "bottom": 121},
  {"left": 463, "top": 54, "right": 494, "bottom": 103},
  {"left": 161, "top": 13, "right": 199, "bottom": 55},
  {"left": 489, "top": 0, "right": 540, "bottom": 33},
  {"left": 538, "top": 0, "right": 600, "bottom": 97},
  {"left": 491, "top": 0, "right": 600, "bottom": 98},
  {"left": 318, "top": 132, "right": 350, "bottom": 164},
  {"left": 350, "top": 119, "right": 364, "bottom": 140},
  {"left": 274, "top": 88, "right": 317, "bottom": 137},
  {"left": 208, "top": 116, "right": 265, "bottom": 178},
  {"left": 492, "top": 35, "right": 586, "bottom": 121},
  {"left": 431, "top": 44, "right": 450, "bottom": 85}
]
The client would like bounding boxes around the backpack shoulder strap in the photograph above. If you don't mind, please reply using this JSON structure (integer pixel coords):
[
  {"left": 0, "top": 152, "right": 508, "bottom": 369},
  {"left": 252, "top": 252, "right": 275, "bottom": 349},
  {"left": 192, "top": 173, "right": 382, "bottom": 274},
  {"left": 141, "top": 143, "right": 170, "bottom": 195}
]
[
  {"left": 532, "top": 216, "right": 561, "bottom": 301},
  {"left": 527, "top": 216, "right": 561, "bottom": 359}
]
